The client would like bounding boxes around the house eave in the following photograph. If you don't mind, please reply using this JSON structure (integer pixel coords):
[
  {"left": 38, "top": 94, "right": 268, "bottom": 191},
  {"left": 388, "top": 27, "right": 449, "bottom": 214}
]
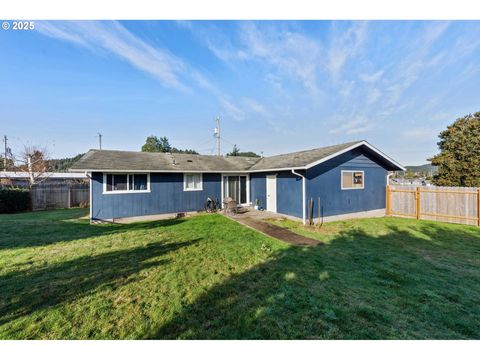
[{"left": 303, "top": 140, "right": 406, "bottom": 172}]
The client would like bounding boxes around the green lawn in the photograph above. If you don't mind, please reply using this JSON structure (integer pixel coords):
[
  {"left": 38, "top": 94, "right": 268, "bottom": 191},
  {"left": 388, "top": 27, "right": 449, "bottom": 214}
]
[{"left": 0, "top": 209, "right": 479, "bottom": 339}]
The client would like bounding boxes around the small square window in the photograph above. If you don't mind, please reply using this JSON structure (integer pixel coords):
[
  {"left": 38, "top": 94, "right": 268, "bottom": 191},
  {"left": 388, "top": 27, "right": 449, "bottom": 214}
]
[
  {"left": 342, "top": 171, "right": 364, "bottom": 190},
  {"left": 184, "top": 173, "right": 203, "bottom": 191}
]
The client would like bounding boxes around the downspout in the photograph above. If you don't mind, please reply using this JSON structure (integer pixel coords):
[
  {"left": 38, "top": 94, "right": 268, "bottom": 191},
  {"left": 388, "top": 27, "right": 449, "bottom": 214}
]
[
  {"left": 386, "top": 171, "right": 394, "bottom": 185},
  {"left": 291, "top": 169, "right": 306, "bottom": 225},
  {"left": 85, "top": 171, "right": 92, "bottom": 223}
]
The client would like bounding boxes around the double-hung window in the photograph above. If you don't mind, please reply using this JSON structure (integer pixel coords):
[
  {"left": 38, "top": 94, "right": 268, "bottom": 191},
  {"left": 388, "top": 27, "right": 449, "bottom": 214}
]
[
  {"left": 183, "top": 173, "right": 203, "bottom": 191},
  {"left": 341, "top": 170, "right": 364, "bottom": 190},
  {"left": 104, "top": 173, "right": 150, "bottom": 193}
]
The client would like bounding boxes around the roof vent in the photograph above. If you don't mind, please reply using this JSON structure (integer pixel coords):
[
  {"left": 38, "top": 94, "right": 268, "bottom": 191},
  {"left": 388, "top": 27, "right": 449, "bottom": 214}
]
[
  {"left": 187, "top": 159, "right": 193, "bottom": 162},
  {"left": 172, "top": 159, "right": 176, "bottom": 165}
]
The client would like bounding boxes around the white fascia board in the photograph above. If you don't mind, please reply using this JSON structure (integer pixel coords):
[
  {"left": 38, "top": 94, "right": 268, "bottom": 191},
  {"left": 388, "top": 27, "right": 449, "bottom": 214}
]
[
  {"left": 304, "top": 141, "right": 406, "bottom": 171},
  {"left": 70, "top": 169, "right": 251, "bottom": 174}
]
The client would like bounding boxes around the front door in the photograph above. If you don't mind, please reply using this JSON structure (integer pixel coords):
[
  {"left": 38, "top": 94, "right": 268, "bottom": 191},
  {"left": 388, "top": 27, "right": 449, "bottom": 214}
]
[{"left": 266, "top": 175, "right": 277, "bottom": 212}]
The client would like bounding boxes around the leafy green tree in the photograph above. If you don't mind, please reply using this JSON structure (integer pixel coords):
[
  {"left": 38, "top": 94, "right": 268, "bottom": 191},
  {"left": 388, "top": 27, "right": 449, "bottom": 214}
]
[
  {"left": 429, "top": 112, "right": 480, "bottom": 186},
  {"left": 141, "top": 135, "right": 163, "bottom": 152},
  {"left": 236, "top": 151, "right": 260, "bottom": 158},
  {"left": 227, "top": 145, "right": 260, "bottom": 157},
  {"left": 141, "top": 135, "right": 198, "bottom": 154}
]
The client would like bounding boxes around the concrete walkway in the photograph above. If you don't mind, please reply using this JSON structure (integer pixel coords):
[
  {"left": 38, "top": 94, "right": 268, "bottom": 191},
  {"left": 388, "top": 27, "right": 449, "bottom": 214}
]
[{"left": 229, "top": 208, "right": 321, "bottom": 247}]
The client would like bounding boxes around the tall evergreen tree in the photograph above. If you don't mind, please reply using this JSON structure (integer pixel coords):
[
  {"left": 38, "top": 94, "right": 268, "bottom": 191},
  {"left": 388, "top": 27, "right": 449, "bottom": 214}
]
[
  {"left": 429, "top": 112, "right": 480, "bottom": 186},
  {"left": 228, "top": 144, "right": 240, "bottom": 156}
]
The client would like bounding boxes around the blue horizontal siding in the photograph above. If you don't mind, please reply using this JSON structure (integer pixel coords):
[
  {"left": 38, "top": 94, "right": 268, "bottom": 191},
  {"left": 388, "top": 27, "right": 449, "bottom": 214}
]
[
  {"left": 250, "top": 173, "right": 266, "bottom": 210},
  {"left": 277, "top": 171, "right": 303, "bottom": 218},
  {"left": 306, "top": 149, "right": 387, "bottom": 218},
  {"left": 91, "top": 172, "right": 221, "bottom": 220},
  {"left": 250, "top": 171, "right": 303, "bottom": 218}
]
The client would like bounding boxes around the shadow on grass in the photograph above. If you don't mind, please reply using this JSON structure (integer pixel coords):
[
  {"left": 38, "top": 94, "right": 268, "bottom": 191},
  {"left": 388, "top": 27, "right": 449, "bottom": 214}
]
[
  {"left": 0, "top": 238, "right": 200, "bottom": 325},
  {"left": 154, "top": 225, "right": 480, "bottom": 339},
  {"left": 0, "top": 209, "right": 187, "bottom": 250}
]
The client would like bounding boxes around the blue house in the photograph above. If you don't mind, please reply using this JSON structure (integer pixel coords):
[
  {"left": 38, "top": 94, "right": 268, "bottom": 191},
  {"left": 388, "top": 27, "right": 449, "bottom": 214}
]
[{"left": 70, "top": 140, "right": 405, "bottom": 223}]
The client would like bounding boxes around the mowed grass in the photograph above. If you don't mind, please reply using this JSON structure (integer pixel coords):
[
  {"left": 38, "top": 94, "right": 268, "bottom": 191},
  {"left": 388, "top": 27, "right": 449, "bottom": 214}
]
[{"left": 0, "top": 209, "right": 479, "bottom": 339}]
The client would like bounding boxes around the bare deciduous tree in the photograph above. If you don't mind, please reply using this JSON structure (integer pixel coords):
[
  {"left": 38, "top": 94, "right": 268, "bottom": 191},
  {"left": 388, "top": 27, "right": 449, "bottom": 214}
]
[{"left": 15, "top": 145, "right": 52, "bottom": 186}]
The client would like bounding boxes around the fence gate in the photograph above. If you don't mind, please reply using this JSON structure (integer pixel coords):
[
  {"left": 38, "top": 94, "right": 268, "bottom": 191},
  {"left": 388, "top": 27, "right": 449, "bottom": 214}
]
[{"left": 386, "top": 185, "right": 480, "bottom": 226}]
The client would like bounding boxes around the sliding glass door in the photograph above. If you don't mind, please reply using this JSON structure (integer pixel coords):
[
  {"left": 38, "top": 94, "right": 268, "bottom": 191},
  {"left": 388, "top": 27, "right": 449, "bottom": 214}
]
[{"left": 223, "top": 175, "right": 248, "bottom": 204}]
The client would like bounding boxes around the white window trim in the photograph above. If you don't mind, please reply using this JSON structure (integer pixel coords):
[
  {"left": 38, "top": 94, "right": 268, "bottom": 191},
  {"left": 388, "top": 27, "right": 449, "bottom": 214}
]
[
  {"left": 183, "top": 173, "right": 203, "bottom": 191},
  {"left": 341, "top": 170, "right": 365, "bottom": 190},
  {"left": 103, "top": 173, "right": 151, "bottom": 194}
]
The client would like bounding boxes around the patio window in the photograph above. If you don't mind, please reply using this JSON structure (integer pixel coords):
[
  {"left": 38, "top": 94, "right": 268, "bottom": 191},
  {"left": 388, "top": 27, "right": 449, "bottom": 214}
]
[
  {"left": 341, "top": 170, "right": 364, "bottom": 190},
  {"left": 184, "top": 173, "right": 203, "bottom": 191},
  {"left": 104, "top": 173, "right": 150, "bottom": 193},
  {"left": 223, "top": 175, "right": 248, "bottom": 204}
]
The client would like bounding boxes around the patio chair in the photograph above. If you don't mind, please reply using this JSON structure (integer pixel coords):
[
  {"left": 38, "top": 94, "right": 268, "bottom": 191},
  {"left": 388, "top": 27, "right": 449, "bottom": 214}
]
[{"left": 223, "top": 198, "right": 238, "bottom": 216}]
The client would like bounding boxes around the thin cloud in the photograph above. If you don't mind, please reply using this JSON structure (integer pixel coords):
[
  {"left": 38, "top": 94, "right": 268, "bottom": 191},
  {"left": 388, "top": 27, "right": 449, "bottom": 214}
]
[
  {"left": 239, "top": 22, "right": 323, "bottom": 98},
  {"left": 220, "top": 97, "right": 246, "bottom": 121},
  {"left": 329, "top": 116, "right": 373, "bottom": 135},
  {"left": 383, "top": 21, "right": 450, "bottom": 108},
  {"left": 243, "top": 98, "right": 271, "bottom": 118},
  {"left": 326, "top": 22, "right": 368, "bottom": 80},
  {"left": 36, "top": 21, "right": 190, "bottom": 92},
  {"left": 360, "top": 70, "right": 384, "bottom": 83}
]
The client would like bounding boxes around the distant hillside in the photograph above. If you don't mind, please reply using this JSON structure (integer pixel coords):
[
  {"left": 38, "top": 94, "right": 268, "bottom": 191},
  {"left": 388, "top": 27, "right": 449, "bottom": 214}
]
[
  {"left": 405, "top": 163, "right": 438, "bottom": 174},
  {"left": 49, "top": 154, "right": 85, "bottom": 172}
]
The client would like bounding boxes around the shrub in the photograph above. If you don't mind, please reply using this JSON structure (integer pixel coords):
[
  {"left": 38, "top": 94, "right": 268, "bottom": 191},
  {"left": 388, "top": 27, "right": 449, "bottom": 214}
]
[{"left": 0, "top": 187, "right": 32, "bottom": 213}]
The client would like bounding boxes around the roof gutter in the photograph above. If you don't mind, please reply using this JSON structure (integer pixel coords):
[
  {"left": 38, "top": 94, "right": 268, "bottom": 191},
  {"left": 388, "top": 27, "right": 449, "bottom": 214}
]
[{"left": 291, "top": 169, "right": 306, "bottom": 225}]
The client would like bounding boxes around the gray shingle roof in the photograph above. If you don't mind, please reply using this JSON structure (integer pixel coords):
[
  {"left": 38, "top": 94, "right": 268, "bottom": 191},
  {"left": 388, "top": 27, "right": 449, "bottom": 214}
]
[
  {"left": 70, "top": 140, "right": 404, "bottom": 172},
  {"left": 70, "top": 149, "right": 261, "bottom": 172},
  {"left": 248, "top": 141, "right": 362, "bottom": 171}
]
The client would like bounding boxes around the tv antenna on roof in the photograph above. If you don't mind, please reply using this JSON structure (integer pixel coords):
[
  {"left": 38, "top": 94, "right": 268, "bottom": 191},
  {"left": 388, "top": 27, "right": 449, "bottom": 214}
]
[{"left": 213, "top": 117, "right": 221, "bottom": 156}]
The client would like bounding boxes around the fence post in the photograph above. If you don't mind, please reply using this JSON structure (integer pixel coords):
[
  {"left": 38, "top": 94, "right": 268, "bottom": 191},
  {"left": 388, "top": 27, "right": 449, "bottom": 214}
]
[
  {"left": 477, "top": 188, "right": 480, "bottom": 227},
  {"left": 416, "top": 187, "right": 421, "bottom": 220},
  {"left": 386, "top": 185, "right": 390, "bottom": 216}
]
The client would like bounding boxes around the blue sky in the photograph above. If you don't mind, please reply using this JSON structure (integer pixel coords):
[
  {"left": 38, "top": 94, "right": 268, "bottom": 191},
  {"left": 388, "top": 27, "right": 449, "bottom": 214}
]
[{"left": 1, "top": 20, "right": 480, "bottom": 165}]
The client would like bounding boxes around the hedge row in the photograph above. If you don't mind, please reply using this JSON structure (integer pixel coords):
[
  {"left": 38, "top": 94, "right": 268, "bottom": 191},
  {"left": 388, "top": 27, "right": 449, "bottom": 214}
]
[{"left": 0, "top": 187, "right": 32, "bottom": 213}]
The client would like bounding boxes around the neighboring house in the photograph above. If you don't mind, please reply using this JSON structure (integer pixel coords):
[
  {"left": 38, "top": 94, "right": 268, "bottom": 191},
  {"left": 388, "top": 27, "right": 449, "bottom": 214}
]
[
  {"left": 70, "top": 140, "right": 405, "bottom": 223},
  {"left": 0, "top": 171, "right": 88, "bottom": 187}
]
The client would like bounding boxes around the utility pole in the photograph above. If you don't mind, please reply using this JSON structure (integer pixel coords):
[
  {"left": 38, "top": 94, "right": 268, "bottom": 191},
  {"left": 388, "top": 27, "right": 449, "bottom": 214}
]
[
  {"left": 214, "top": 117, "right": 221, "bottom": 156},
  {"left": 3, "top": 135, "right": 7, "bottom": 171},
  {"left": 97, "top": 133, "right": 102, "bottom": 150}
]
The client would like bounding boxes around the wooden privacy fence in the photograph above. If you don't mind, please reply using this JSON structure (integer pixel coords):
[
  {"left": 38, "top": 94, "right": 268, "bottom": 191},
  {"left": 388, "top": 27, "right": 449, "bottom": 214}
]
[
  {"left": 30, "top": 183, "right": 89, "bottom": 210},
  {"left": 386, "top": 185, "right": 480, "bottom": 226}
]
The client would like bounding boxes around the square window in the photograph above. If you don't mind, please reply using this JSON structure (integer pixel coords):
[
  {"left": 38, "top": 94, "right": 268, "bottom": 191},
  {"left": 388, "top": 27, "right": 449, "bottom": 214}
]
[
  {"left": 342, "top": 171, "right": 364, "bottom": 190},
  {"left": 184, "top": 173, "right": 202, "bottom": 191}
]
